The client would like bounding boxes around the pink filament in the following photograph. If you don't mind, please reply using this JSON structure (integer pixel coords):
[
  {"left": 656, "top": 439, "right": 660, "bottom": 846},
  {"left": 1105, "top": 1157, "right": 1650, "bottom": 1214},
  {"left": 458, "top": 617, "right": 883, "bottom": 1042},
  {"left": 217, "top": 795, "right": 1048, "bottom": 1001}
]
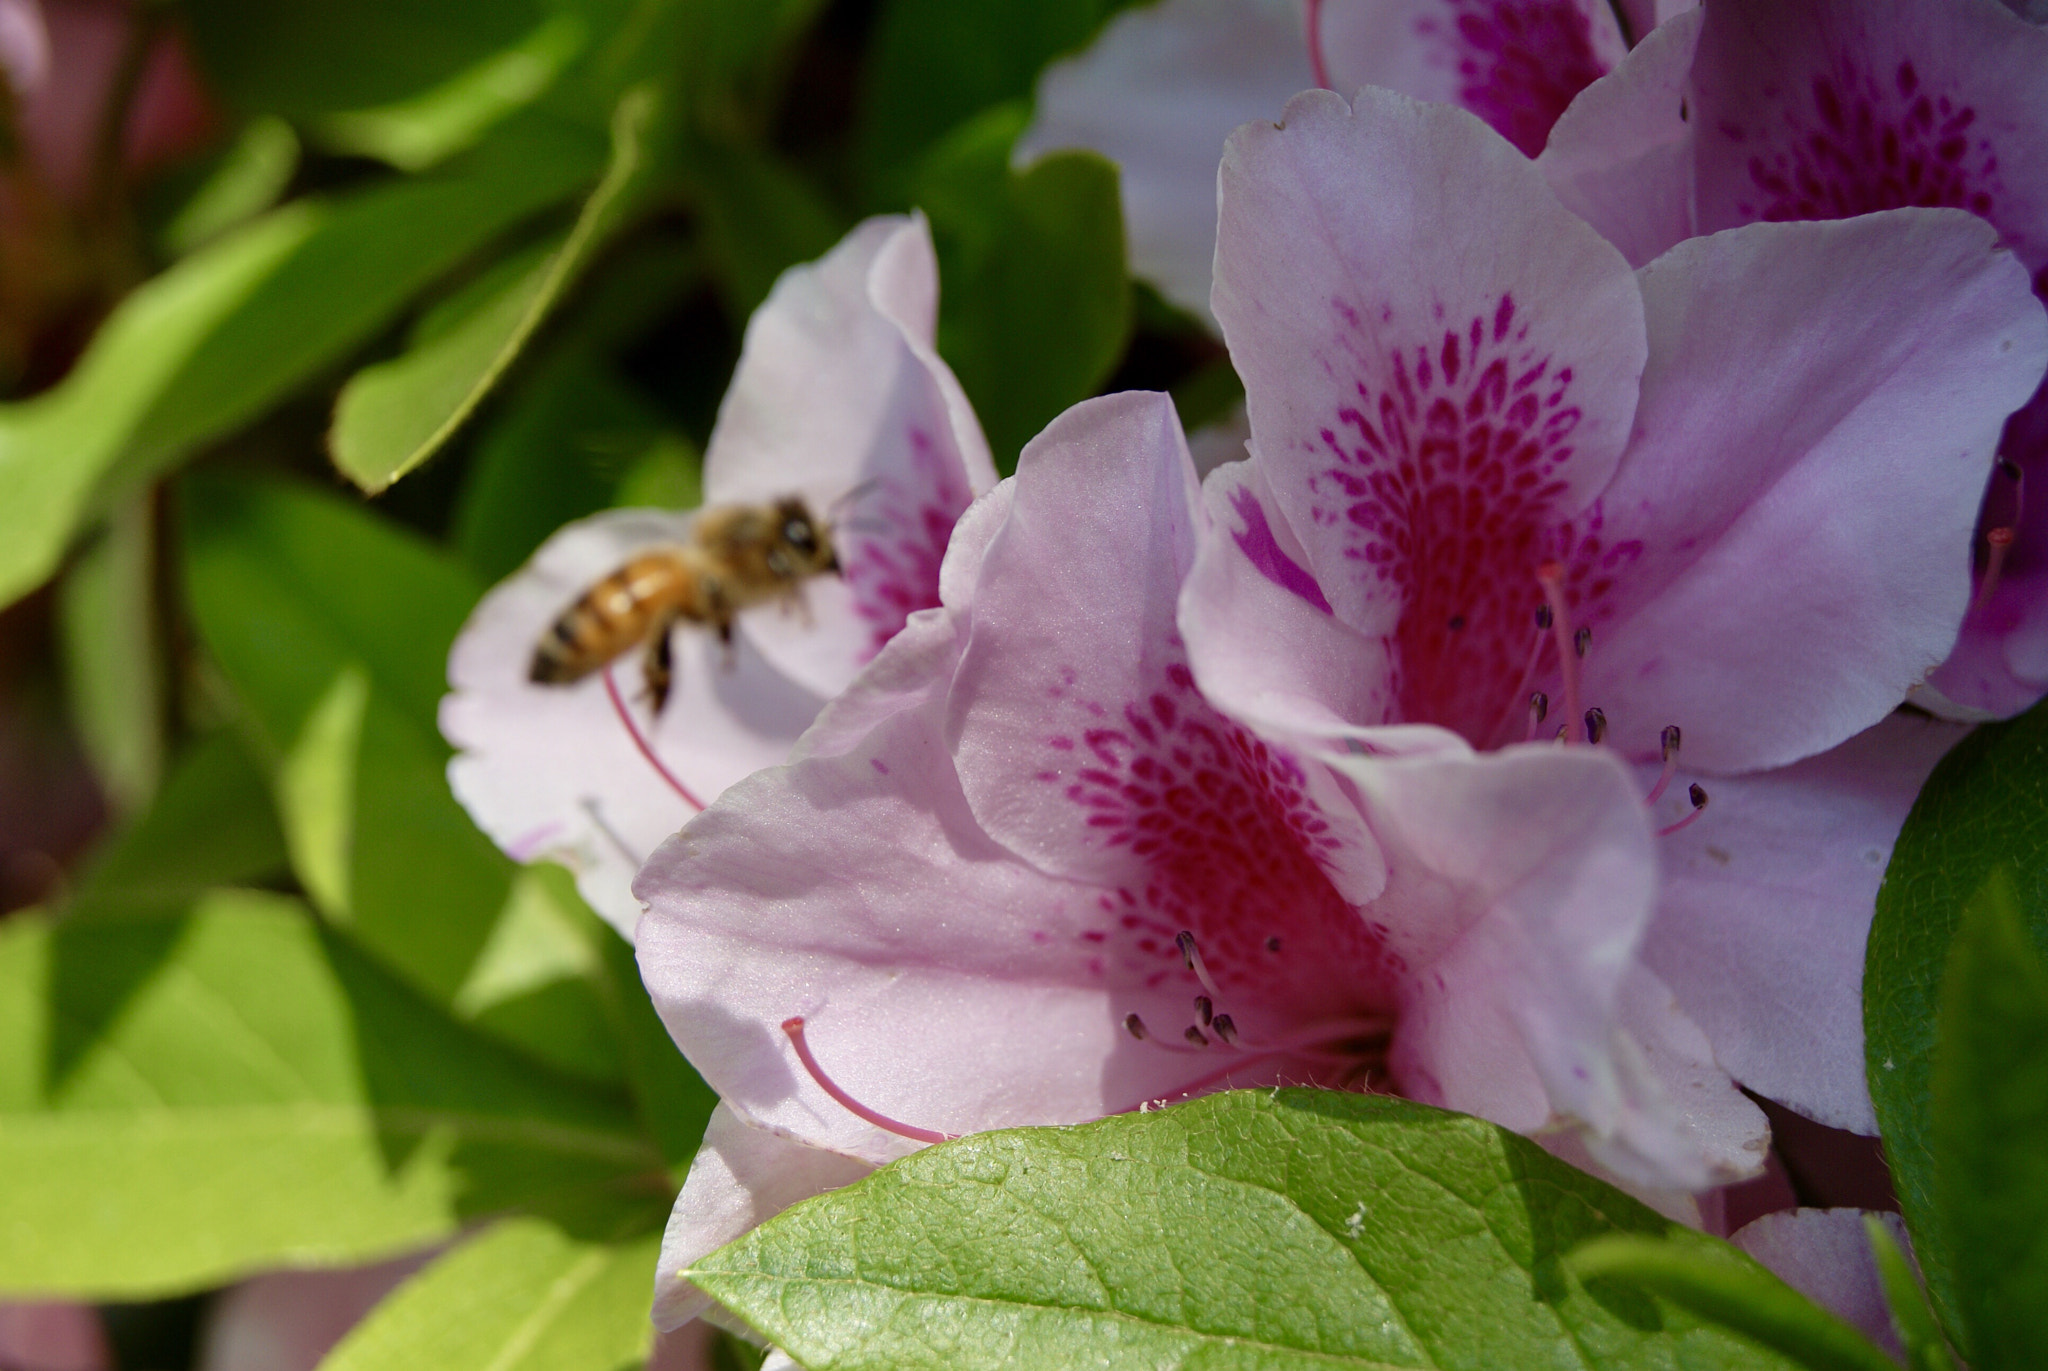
[
  {"left": 1536, "top": 563, "right": 1582, "bottom": 745},
  {"left": 1305, "top": 0, "right": 1330, "bottom": 89},
  {"left": 1974, "top": 526, "right": 2016, "bottom": 614},
  {"left": 1645, "top": 752, "right": 1679, "bottom": 806},
  {"left": 603, "top": 664, "right": 707, "bottom": 812},
  {"left": 783, "top": 1017, "right": 956, "bottom": 1145}
]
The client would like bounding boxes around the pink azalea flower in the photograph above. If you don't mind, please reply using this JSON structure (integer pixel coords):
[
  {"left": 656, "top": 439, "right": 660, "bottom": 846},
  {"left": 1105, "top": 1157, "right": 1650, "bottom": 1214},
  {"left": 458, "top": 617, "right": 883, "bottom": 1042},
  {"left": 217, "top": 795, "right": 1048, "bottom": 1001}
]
[
  {"left": 1017, "top": 0, "right": 1685, "bottom": 324},
  {"left": 638, "top": 391, "right": 1771, "bottom": 1327},
  {"left": 441, "top": 214, "right": 994, "bottom": 933},
  {"left": 1187, "top": 87, "right": 2041, "bottom": 1131},
  {"left": 1540, "top": 0, "right": 2048, "bottom": 714},
  {"left": 0, "top": 1301, "right": 106, "bottom": 1371}
]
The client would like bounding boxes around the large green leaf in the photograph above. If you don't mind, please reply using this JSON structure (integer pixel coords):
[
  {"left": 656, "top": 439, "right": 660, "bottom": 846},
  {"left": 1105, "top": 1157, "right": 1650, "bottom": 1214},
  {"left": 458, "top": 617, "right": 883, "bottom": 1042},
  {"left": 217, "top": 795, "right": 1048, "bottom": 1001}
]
[
  {"left": 915, "top": 107, "right": 1130, "bottom": 472},
  {"left": 0, "top": 122, "right": 601, "bottom": 610},
  {"left": 1931, "top": 873, "right": 2048, "bottom": 1369},
  {"left": 687, "top": 137, "right": 846, "bottom": 319},
  {"left": 184, "top": 0, "right": 545, "bottom": 116},
  {"left": 856, "top": 0, "right": 1125, "bottom": 197},
  {"left": 330, "top": 88, "right": 662, "bottom": 493},
  {"left": 56, "top": 495, "right": 162, "bottom": 815},
  {"left": 691, "top": 1089, "right": 1798, "bottom": 1371},
  {"left": 68, "top": 731, "right": 290, "bottom": 913},
  {"left": 0, "top": 892, "right": 664, "bottom": 1298},
  {"left": 179, "top": 473, "right": 511, "bottom": 1000},
  {"left": 1866, "top": 697, "right": 2048, "bottom": 1341},
  {"left": 320, "top": 1219, "right": 659, "bottom": 1371}
]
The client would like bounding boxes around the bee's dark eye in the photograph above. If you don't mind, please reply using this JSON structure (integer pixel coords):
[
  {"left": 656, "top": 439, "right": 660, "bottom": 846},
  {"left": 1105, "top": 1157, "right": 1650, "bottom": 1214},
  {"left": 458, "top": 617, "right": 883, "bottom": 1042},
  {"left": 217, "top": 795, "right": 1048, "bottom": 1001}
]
[{"left": 783, "top": 519, "right": 816, "bottom": 551}]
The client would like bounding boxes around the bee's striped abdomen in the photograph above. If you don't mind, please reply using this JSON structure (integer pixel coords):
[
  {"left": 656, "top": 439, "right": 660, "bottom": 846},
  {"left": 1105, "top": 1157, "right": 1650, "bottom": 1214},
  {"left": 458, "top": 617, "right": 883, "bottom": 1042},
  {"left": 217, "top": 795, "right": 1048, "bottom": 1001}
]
[{"left": 529, "top": 552, "right": 694, "bottom": 684}]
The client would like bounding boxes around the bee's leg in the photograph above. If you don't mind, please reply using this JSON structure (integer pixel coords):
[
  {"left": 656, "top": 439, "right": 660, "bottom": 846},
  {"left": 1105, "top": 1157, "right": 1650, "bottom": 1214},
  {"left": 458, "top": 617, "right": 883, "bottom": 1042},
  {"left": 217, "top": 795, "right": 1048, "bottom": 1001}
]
[
  {"left": 703, "top": 578, "right": 738, "bottom": 671},
  {"left": 782, "top": 586, "right": 815, "bottom": 628},
  {"left": 640, "top": 611, "right": 680, "bottom": 713}
]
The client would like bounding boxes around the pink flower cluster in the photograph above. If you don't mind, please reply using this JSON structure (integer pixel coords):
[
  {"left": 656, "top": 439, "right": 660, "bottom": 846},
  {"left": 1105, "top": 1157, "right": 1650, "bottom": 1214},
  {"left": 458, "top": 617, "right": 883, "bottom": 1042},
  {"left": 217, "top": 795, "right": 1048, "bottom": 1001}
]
[{"left": 442, "top": 0, "right": 2048, "bottom": 1348}]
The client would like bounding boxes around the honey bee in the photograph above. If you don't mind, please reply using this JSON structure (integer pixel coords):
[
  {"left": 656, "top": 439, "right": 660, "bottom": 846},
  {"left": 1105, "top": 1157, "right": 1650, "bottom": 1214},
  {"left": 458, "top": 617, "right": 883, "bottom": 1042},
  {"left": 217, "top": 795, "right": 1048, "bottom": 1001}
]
[{"left": 529, "top": 496, "right": 840, "bottom": 711}]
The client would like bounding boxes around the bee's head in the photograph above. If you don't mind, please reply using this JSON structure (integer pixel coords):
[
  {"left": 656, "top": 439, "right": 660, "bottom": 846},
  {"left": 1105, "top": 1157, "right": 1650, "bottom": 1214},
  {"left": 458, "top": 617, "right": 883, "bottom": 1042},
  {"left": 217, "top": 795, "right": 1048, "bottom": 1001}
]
[{"left": 772, "top": 497, "right": 839, "bottom": 576}]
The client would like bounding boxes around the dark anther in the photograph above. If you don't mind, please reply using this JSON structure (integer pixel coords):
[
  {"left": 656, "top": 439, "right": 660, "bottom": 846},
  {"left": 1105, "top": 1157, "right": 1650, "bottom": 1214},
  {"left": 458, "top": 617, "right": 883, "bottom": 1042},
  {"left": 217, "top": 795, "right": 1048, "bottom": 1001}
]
[
  {"left": 1124, "top": 1013, "right": 1148, "bottom": 1040},
  {"left": 1194, "top": 995, "right": 1213, "bottom": 1027},
  {"left": 1264, "top": 936, "right": 1282, "bottom": 953},
  {"left": 1212, "top": 1014, "right": 1239, "bottom": 1044},
  {"left": 1447, "top": 614, "right": 1466, "bottom": 632},
  {"left": 1583, "top": 707, "right": 1607, "bottom": 744},
  {"left": 1660, "top": 725, "right": 1682, "bottom": 760},
  {"left": 1175, "top": 930, "right": 1198, "bottom": 967},
  {"left": 1688, "top": 782, "right": 1709, "bottom": 810},
  {"left": 1184, "top": 1026, "right": 1211, "bottom": 1048},
  {"left": 1534, "top": 604, "right": 1553, "bottom": 631},
  {"left": 1999, "top": 457, "right": 2024, "bottom": 482},
  {"left": 1529, "top": 691, "right": 1549, "bottom": 725},
  {"left": 1573, "top": 625, "right": 1592, "bottom": 658}
]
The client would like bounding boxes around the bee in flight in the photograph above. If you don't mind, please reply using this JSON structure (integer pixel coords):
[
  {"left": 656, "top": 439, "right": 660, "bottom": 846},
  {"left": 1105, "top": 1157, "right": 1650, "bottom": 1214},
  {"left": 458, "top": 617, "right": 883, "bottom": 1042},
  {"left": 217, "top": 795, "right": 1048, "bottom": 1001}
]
[{"left": 529, "top": 496, "right": 840, "bottom": 712}]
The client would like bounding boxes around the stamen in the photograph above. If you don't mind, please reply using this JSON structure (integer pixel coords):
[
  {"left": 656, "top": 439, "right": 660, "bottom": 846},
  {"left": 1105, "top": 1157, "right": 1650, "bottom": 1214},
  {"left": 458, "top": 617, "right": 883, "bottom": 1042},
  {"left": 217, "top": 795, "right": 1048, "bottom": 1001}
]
[
  {"left": 782, "top": 1017, "right": 955, "bottom": 1144},
  {"left": 1657, "top": 783, "right": 1710, "bottom": 837},
  {"left": 1583, "top": 707, "right": 1607, "bottom": 745},
  {"left": 1264, "top": 936, "right": 1283, "bottom": 954},
  {"left": 1536, "top": 563, "right": 1583, "bottom": 745},
  {"left": 1305, "top": 0, "right": 1330, "bottom": 89},
  {"left": 1645, "top": 725, "right": 1682, "bottom": 804},
  {"left": 1574, "top": 626, "right": 1592, "bottom": 658},
  {"left": 1185, "top": 1026, "right": 1211, "bottom": 1048},
  {"left": 1124, "top": 1013, "right": 1149, "bottom": 1041},
  {"left": 1535, "top": 604, "right": 1553, "bottom": 631},
  {"left": 1975, "top": 526, "right": 2016, "bottom": 613},
  {"left": 1525, "top": 691, "right": 1549, "bottom": 741},
  {"left": 603, "top": 665, "right": 707, "bottom": 811},
  {"left": 1176, "top": 930, "right": 1224, "bottom": 1000},
  {"left": 1194, "top": 995, "right": 1213, "bottom": 1027},
  {"left": 1212, "top": 1014, "right": 1239, "bottom": 1044}
]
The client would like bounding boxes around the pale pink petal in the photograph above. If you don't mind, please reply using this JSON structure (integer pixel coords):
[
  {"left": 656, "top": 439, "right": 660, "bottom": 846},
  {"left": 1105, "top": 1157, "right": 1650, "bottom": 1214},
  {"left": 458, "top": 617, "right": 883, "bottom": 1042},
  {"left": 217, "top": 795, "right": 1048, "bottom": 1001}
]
[
  {"left": 1574, "top": 211, "right": 2046, "bottom": 773},
  {"left": 1689, "top": 0, "right": 2048, "bottom": 271},
  {"left": 1536, "top": 7, "right": 1703, "bottom": 267},
  {"left": 1317, "top": 0, "right": 1626, "bottom": 156},
  {"left": 948, "top": 393, "right": 1387, "bottom": 905},
  {"left": 0, "top": 1303, "right": 106, "bottom": 1371},
  {"left": 635, "top": 686, "right": 1204, "bottom": 1165},
  {"left": 197, "top": 1254, "right": 431, "bottom": 1371},
  {"left": 1179, "top": 457, "right": 1403, "bottom": 744},
  {"left": 1329, "top": 740, "right": 1758, "bottom": 1189},
  {"left": 0, "top": 0, "right": 48, "bottom": 95},
  {"left": 1731, "top": 1209, "right": 1913, "bottom": 1359},
  {"left": 1016, "top": 0, "right": 1310, "bottom": 324},
  {"left": 652, "top": 1105, "right": 873, "bottom": 1332},
  {"left": 649, "top": 1323, "right": 718, "bottom": 1371},
  {"left": 703, "top": 214, "right": 993, "bottom": 700},
  {"left": 1213, "top": 86, "right": 1646, "bottom": 742},
  {"left": 443, "top": 509, "right": 823, "bottom": 935},
  {"left": 1645, "top": 712, "right": 1968, "bottom": 1134}
]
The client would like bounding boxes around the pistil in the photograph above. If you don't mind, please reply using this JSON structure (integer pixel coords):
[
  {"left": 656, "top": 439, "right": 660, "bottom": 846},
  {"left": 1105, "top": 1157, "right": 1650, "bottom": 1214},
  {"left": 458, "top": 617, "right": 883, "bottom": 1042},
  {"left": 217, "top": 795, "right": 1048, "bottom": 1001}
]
[
  {"left": 603, "top": 664, "right": 707, "bottom": 811},
  {"left": 783, "top": 1016, "right": 956, "bottom": 1145}
]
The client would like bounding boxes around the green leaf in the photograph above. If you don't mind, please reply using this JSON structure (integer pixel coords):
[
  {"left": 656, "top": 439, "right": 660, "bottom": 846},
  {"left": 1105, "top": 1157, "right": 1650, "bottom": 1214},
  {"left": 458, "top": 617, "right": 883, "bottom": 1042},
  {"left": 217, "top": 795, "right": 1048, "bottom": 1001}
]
[
  {"left": 184, "top": 0, "right": 545, "bottom": 117},
  {"left": 0, "top": 892, "right": 665, "bottom": 1298},
  {"left": 319, "top": 1220, "right": 659, "bottom": 1371},
  {"left": 315, "top": 14, "right": 588, "bottom": 172},
  {"left": 857, "top": 0, "right": 1122, "bottom": 197},
  {"left": 1931, "top": 871, "right": 2048, "bottom": 1370},
  {"left": 915, "top": 107, "right": 1130, "bottom": 472},
  {"left": 162, "top": 116, "right": 301, "bottom": 257},
  {"left": 1866, "top": 696, "right": 2048, "bottom": 1341},
  {"left": 1865, "top": 1216, "right": 1955, "bottom": 1371},
  {"left": 688, "top": 137, "right": 846, "bottom": 319},
  {"left": 0, "top": 122, "right": 601, "bottom": 610},
  {"left": 1569, "top": 1236, "right": 1897, "bottom": 1371},
  {"left": 56, "top": 495, "right": 162, "bottom": 815},
  {"left": 330, "top": 88, "right": 662, "bottom": 493},
  {"left": 691, "top": 1089, "right": 1798, "bottom": 1371},
  {"left": 180, "top": 472, "right": 513, "bottom": 999},
  {"left": 450, "top": 353, "right": 674, "bottom": 581},
  {"left": 68, "top": 731, "right": 290, "bottom": 912}
]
